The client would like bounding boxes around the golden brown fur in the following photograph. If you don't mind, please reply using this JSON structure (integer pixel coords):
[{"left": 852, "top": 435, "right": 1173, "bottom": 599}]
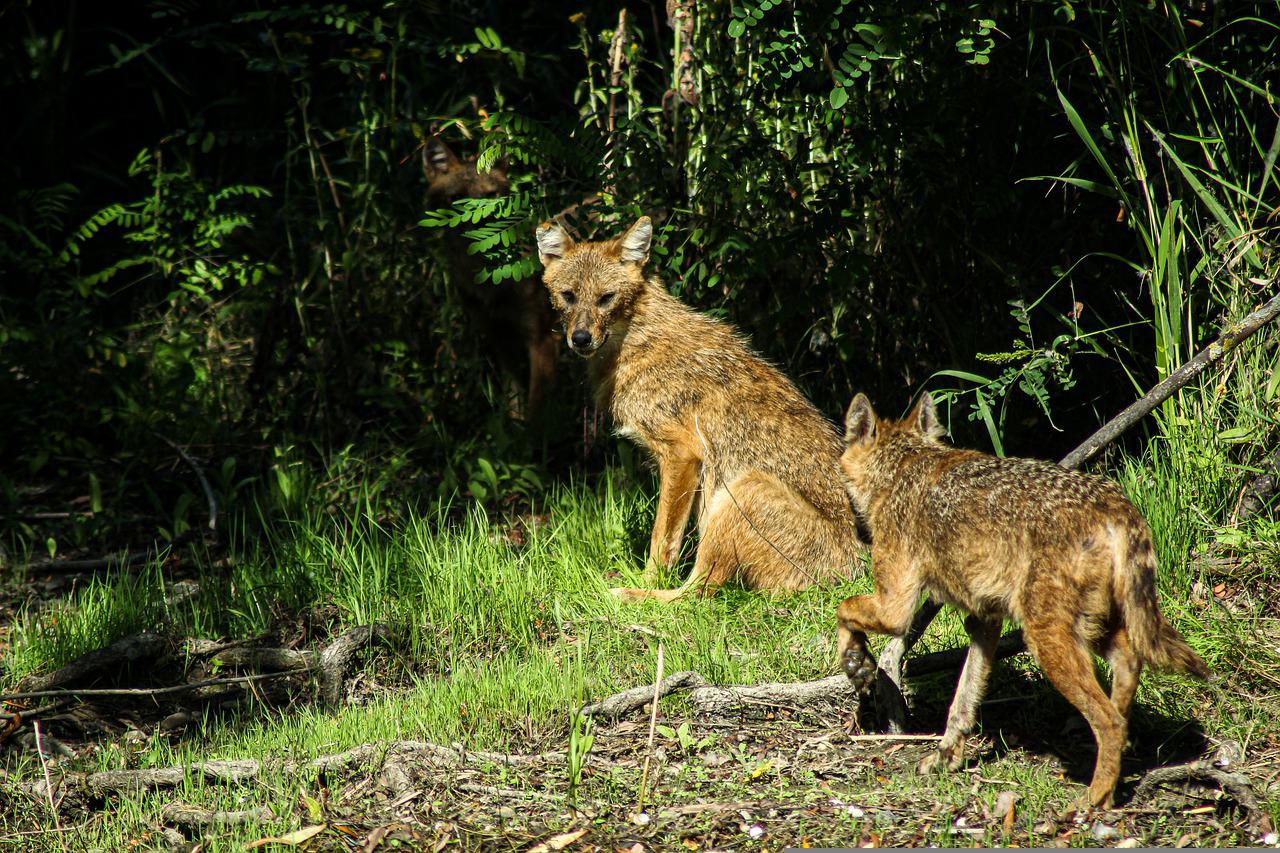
[
  {"left": 426, "top": 138, "right": 557, "bottom": 416},
  {"left": 535, "top": 216, "right": 864, "bottom": 601},
  {"left": 836, "top": 392, "right": 1208, "bottom": 809}
]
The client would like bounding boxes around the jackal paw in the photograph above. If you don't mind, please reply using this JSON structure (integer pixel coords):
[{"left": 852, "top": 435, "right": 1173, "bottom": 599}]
[
  {"left": 841, "top": 645, "right": 878, "bottom": 694},
  {"left": 609, "top": 587, "right": 643, "bottom": 602},
  {"left": 917, "top": 745, "right": 962, "bottom": 775}
]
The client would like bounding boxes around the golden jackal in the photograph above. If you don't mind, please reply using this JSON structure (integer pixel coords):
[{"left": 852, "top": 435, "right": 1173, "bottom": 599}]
[
  {"left": 426, "top": 137, "right": 558, "bottom": 416},
  {"left": 836, "top": 392, "right": 1208, "bottom": 808},
  {"left": 535, "top": 216, "right": 863, "bottom": 601}
]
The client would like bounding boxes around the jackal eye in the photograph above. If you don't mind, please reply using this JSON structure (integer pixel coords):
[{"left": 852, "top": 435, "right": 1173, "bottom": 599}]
[
  {"left": 597, "top": 292, "right": 616, "bottom": 307},
  {"left": 560, "top": 291, "right": 576, "bottom": 305}
]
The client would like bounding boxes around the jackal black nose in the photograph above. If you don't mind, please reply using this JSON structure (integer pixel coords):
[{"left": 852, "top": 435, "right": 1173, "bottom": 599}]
[{"left": 571, "top": 330, "right": 592, "bottom": 349}]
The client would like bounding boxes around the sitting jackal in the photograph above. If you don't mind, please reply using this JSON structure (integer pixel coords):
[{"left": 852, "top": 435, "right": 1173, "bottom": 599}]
[
  {"left": 836, "top": 391, "right": 1208, "bottom": 809},
  {"left": 535, "top": 216, "right": 863, "bottom": 601}
]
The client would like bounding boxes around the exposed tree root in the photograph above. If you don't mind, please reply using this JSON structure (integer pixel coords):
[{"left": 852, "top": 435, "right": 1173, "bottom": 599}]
[
  {"left": 1131, "top": 762, "right": 1268, "bottom": 830},
  {"left": 13, "top": 632, "right": 168, "bottom": 695},
  {"left": 318, "top": 623, "right": 391, "bottom": 706},
  {"left": 30, "top": 739, "right": 579, "bottom": 801},
  {"left": 160, "top": 802, "right": 276, "bottom": 827},
  {"left": 578, "top": 636, "right": 1030, "bottom": 724}
]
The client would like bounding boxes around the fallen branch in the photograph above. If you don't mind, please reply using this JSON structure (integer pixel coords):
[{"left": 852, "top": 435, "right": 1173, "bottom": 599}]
[
  {"left": 576, "top": 636, "right": 1032, "bottom": 727},
  {"left": 20, "top": 528, "right": 214, "bottom": 575},
  {"left": 212, "top": 646, "right": 318, "bottom": 673},
  {"left": 39, "top": 739, "right": 579, "bottom": 798},
  {"left": 580, "top": 670, "right": 860, "bottom": 721},
  {"left": 1061, "top": 291, "right": 1280, "bottom": 470},
  {"left": 5, "top": 624, "right": 387, "bottom": 710},
  {"left": 318, "top": 624, "right": 392, "bottom": 706},
  {"left": 579, "top": 671, "right": 703, "bottom": 720},
  {"left": 21, "top": 549, "right": 152, "bottom": 575}
]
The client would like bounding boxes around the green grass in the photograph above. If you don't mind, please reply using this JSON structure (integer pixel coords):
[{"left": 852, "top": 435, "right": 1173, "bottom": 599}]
[{"left": 2, "top": 429, "right": 1276, "bottom": 849}]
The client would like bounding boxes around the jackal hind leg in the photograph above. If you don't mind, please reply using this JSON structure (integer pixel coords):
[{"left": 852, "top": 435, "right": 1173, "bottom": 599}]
[
  {"left": 919, "top": 615, "right": 1002, "bottom": 775},
  {"left": 1025, "top": 619, "right": 1126, "bottom": 810},
  {"left": 1103, "top": 626, "right": 1141, "bottom": 723}
]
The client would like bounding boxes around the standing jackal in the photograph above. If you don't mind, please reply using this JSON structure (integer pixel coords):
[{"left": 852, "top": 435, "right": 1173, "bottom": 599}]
[
  {"left": 535, "top": 216, "right": 863, "bottom": 602},
  {"left": 836, "top": 392, "right": 1208, "bottom": 809},
  {"left": 425, "top": 138, "right": 558, "bottom": 416}
]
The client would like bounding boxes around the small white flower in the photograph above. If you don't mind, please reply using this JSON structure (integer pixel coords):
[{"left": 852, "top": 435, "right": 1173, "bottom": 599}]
[
  {"left": 846, "top": 806, "right": 865, "bottom": 819},
  {"left": 1261, "top": 831, "right": 1278, "bottom": 846},
  {"left": 747, "top": 824, "right": 764, "bottom": 840},
  {"left": 632, "top": 812, "right": 651, "bottom": 826}
]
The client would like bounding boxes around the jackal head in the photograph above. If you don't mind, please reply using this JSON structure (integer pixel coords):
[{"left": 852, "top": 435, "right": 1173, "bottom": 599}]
[
  {"left": 534, "top": 216, "right": 652, "bottom": 357},
  {"left": 424, "top": 137, "right": 509, "bottom": 205},
  {"left": 841, "top": 392, "right": 946, "bottom": 502}
]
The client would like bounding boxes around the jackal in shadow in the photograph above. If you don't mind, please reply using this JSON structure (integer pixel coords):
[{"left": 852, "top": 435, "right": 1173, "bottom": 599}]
[
  {"left": 426, "top": 137, "right": 557, "bottom": 417},
  {"left": 535, "top": 216, "right": 864, "bottom": 602}
]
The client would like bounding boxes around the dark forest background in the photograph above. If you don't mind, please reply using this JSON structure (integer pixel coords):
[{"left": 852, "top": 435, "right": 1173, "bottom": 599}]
[{"left": 2, "top": 0, "right": 1277, "bottom": 540}]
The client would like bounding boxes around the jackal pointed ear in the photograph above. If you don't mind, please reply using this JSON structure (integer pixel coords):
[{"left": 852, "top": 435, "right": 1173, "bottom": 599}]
[
  {"left": 844, "top": 393, "right": 877, "bottom": 446},
  {"left": 424, "top": 137, "right": 460, "bottom": 176},
  {"left": 617, "top": 216, "right": 652, "bottom": 265},
  {"left": 535, "top": 222, "right": 573, "bottom": 266},
  {"left": 909, "top": 392, "right": 946, "bottom": 440}
]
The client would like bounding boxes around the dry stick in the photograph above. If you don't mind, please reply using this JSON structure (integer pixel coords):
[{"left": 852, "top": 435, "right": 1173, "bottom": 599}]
[
  {"left": 637, "top": 641, "right": 664, "bottom": 813},
  {"left": 32, "top": 721, "right": 65, "bottom": 848},
  {"left": 0, "top": 668, "right": 310, "bottom": 704},
  {"left": 877, "top": 290, "right": 1280, "bottom": 732},
  {"left": 154, "top": 432, "right": 217, "bottom": 532},
  {"left": 1061, "top": 291, "right": 1280, "bottom": 469},
  {"left": 601, "top": 8, "right": 629, "bottom": 199},
  {"left": 606, "top": 9, "right": 628, "bottom": 135}
]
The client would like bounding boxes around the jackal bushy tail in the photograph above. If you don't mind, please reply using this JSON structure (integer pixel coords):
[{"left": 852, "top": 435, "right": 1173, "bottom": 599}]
[{"left": 1117, "top": 528, "right": 1209, "bottom": 679}]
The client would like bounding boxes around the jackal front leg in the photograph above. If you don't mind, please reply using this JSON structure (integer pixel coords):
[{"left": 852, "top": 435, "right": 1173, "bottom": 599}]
[
  {"left": 642, "top": 450, "right": 701, "bottom": 584},
  {"left": 836, "top": 563, "right": 920, "bottom": 695}
]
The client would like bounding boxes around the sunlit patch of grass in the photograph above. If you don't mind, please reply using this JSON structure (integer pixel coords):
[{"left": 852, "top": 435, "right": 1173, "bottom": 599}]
[
  {"left": 3, "top": 561, "right": 171, "bottom": 686},
  {"left": 2, "top": 445, "right": 1275, "bottom": 850}
]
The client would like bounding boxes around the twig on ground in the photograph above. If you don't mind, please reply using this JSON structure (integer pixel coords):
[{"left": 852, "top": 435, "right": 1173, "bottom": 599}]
[
  {"left": 843, "top": 733, "right": 943, "bottom": 743},
  {"left": 638, "top": 642, "right": 665, "bottom": 812},
  {"left": 33, "top": 721, "right": 65, "bottom": 849},
  {"left": 0, "top": 668, "right": 310, "bottom": 703},
  {"left": 154, "top": 432, "right": 218, "bottom": 532}
]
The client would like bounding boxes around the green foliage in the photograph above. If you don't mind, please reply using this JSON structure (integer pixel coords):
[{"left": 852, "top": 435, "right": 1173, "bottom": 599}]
[{"left": 1, "top": 0, "right": 1278, "bottom": 533}]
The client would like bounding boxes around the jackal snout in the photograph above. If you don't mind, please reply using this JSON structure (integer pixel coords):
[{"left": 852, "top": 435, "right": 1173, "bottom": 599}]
[{"left": 536, "top": 216, "right": 653, "bottom": 357}]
